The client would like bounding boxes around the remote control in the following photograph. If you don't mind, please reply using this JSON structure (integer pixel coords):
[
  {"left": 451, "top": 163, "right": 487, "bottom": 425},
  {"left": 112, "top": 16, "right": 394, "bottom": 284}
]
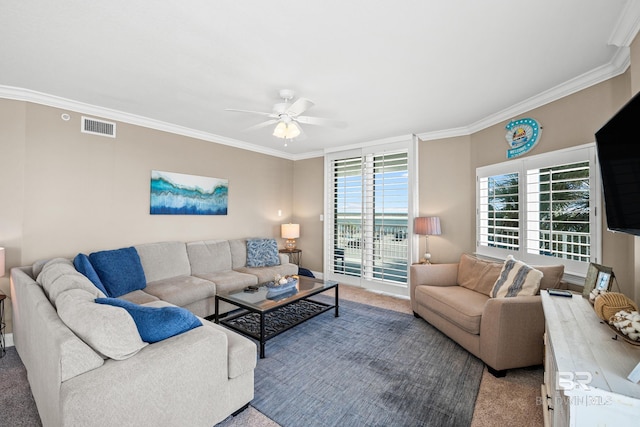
[{"left": 547, "top": 289, "right": 572, "bottom": 297}]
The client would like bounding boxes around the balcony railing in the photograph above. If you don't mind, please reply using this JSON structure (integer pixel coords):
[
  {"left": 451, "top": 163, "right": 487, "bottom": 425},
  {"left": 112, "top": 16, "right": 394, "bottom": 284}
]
[{"left": 333, "top": 220, "right": 408, "bottom": 283}]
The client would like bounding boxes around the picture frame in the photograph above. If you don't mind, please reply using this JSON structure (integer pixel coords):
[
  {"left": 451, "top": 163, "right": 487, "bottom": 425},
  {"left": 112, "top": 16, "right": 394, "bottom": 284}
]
[{"left": 582, "top": 262, "right": 614, "bottom": 298}]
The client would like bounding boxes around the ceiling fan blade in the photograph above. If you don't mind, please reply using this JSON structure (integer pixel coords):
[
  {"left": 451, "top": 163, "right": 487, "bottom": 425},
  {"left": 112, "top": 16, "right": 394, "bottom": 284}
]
[
  {"left": 296, "top": 115, "right": 348, "bottom": 129},
  {"left": 285, "top": 98, "right": 314, "bottom": 117},
  {"left": 295, "top": 123, "right": 307, "bottom": 140},
  {"left": 225, "top": 108, "right": 277, "bottom": 118},
  {"left": 243, "top": 119, "right": 279, "bottom": 132}
]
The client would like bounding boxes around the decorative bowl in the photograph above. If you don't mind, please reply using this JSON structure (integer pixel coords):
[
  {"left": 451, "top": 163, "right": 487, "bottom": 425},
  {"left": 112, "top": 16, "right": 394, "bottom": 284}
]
[{"left": 266, "top": 278, "right": 298, "bottom": 296}]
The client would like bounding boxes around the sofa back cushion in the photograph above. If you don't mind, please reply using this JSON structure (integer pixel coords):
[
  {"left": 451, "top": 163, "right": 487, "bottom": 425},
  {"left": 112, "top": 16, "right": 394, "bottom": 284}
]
[
  {"left": 135, "top": 241, "right": 191, "bottom": 283},
  {"left": 56, "top": 288, "right": 148, "bottom": 360},
  {"left": 89, "top": 247, "right": 147, "bottom": 298},
  {"left": 457, "top": 254, "right": 503, "bottom": 297},
  {"left": 229, "top": 239, "right": 248, "bottom": 269},
  {"left": 186, "top": 240, "right": 233, "bottom": 275},
  {"left": 534, "top": 264, "right": 565, "bottom": 290},
  {"left": 37, "top": 258, "right": 107, "bottom": 305}
]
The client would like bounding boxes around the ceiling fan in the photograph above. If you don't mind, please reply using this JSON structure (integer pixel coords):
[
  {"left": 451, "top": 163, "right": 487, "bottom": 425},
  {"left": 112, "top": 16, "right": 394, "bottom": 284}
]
[{"left": 225, "top": 89, "right": 347, "bottom": 144}]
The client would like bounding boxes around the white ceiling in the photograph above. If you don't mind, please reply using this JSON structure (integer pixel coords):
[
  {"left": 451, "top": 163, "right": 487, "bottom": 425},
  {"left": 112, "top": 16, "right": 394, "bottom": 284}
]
[{"left": 1, "top": 1, "right": 639, "bottom": 159}]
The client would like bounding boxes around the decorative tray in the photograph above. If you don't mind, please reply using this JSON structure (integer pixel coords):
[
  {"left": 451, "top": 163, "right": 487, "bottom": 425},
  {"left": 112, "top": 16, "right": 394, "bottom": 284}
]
[{"left": 606, "top": 322, "right": 640, "bottom": 346}]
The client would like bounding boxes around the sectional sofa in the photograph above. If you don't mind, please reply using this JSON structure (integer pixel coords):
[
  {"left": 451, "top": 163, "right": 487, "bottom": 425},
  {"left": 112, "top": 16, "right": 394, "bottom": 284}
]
[{"left": 10, "top": 238, "right": 298, "bottom": 427}]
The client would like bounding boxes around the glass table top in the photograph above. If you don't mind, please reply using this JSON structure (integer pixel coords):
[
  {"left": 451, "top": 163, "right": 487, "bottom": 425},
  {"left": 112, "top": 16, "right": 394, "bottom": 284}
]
[{"left": 218, "top": 276, "right": 338, "bottom": 312}]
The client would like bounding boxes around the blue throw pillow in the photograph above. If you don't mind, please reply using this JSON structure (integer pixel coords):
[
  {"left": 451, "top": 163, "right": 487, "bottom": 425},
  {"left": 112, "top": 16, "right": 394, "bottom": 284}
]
[
  {"left": 73, "top": 253, "right": 110, "bottom": 296},
  {"left": 246, "top": 238, "right": 280, "bottom": 267},
  {"left": 95, "top": 298, "right": 202, "bottom": 343},
  {"left": 89, "top": 247, "right": 147, "bottom": 298}
]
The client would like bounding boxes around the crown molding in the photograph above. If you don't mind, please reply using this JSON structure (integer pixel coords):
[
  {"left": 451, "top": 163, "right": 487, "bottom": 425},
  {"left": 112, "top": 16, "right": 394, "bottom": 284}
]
[
  {"left": 415, "top": 126, "right": 472, "bottom": 142},
  {"left": 2, "top": 43, "right": 633, "bottom": 158},
  {"left": 0, "top": 85, "right": 296, "bottom": 161},
  {"left": 417, "top": 46, "right": 631, "bottom": 141},
  {"left": 609, "top": 0, "right": 640, "bottom": 47},
  {"left": 323, "top": 134, "right": 415, "bottom": 154}
]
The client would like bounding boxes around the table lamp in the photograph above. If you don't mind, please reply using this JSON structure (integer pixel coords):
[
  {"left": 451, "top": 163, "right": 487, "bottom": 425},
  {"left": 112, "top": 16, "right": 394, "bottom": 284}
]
[
  {"left": 414, "top": 217, "right": 441, "bottom": 263},
  {"left": 281, "top": 224, "right": 300, "bottom": 250}
]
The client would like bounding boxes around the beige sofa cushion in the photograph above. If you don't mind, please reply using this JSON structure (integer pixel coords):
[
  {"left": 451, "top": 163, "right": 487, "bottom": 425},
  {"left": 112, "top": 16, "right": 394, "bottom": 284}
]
[
  {"left": 135, "top": 241, "right": 191, "bottom": 283},
  {"left": 535, "top": 264, "right": 565, "bottom": 290},
  {"left": 414, "top": 285, "right": 489, "bottom": 335},
  {"left": 194, "top": 270, "right": 258, "bottom": 293},
  {"left": 37, "top": 258, "right": 106, "bottom": 306},
  {"left": 187, "top": 240, "right": 233, "bottom": 275},
  {"left": 56, "top": 289, "right": 148, "bottom": 360},
  {"left": 144, "top": 275, "right": 217, "bottom": 307},
  {"left": 457, "top": 254, "right": 502, "bottom": 297}
]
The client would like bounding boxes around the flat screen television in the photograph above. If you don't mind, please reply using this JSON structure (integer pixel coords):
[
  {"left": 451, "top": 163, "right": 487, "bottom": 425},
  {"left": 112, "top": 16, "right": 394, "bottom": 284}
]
[{"left": 595, "top": 91, "right": 640, "bottom": 236}]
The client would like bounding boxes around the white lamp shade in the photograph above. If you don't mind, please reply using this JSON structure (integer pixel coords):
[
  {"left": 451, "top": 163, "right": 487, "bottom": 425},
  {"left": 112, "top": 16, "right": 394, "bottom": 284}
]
[
  {"left": 0, "top": 247, "right": 5, "bottom": 278},
  {"left": 414, "top": 217, "right": 442, "bottom": 236},
  {"left": 281, "top": 223, "right": 300, "bottom": 239}
]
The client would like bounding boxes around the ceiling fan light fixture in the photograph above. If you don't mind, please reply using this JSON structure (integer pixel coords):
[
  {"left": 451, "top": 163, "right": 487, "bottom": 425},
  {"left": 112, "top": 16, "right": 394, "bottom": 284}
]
[
  {"left": 273, "top": 121, "right": 301, "bottom": 140},
  {"left": 287, "top": 121, "right": 301, "bottom": 139},
  {"left": 273, "top": 121, "right": 288, "bottom": 138}
]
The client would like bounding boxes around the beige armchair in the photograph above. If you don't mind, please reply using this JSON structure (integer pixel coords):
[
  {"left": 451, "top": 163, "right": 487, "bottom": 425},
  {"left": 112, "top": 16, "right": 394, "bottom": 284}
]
[{"left": 410, "top": 254, "right": 564, "bottom": 375}]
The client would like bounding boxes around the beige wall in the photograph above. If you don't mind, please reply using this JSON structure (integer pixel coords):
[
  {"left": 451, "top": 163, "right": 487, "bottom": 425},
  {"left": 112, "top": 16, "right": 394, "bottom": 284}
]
[
  {"left": 468, "top": 74, "right": 637, "bottom": 301},
  {"left": 292, "top": 157, "right": 324, "bottom": 272},
  {"left": 0, "top": 99, "right": 295, "bottom": 332},
  {"left": 417, "top": 135, "right": 472, "bottom": 263}
]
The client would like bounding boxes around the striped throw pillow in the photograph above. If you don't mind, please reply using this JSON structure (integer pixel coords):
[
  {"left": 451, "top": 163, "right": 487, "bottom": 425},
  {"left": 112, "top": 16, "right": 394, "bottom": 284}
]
[{"left": 491, "top": 255, "right": 543, "bottom": 298}]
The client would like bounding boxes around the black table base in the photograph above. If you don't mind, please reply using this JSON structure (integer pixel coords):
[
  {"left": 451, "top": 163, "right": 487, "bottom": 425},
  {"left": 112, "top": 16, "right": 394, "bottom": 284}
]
[{"left": 220, "top": 298, "right": 336, "bottom": 358}]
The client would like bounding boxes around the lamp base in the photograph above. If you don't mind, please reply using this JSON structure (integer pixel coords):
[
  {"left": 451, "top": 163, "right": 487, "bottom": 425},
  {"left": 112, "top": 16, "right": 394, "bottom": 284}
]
[
  {"left": 284, "top": 239, "right": 297, "bottom": 250},
  {"left": 422, "top": 252, "right": 432, "bottom": 264}
]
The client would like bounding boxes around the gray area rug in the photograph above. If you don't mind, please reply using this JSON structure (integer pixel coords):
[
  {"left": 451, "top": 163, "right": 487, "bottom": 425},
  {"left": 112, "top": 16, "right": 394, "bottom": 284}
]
[{"left": 252, "top": 297, "right": 484, "bottom": 427}]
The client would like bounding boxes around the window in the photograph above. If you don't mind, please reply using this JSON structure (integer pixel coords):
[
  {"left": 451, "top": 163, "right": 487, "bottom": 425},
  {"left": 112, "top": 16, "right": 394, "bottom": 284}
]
[
  {"left": 477, "top": 144, "right": 600, "bottom": 276},
  {"left": 326, "top": 138, "right": 416, "bottom": 294}
]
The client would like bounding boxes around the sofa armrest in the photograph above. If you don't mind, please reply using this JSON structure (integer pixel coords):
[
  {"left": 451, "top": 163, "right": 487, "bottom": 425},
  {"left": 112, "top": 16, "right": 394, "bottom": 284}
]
[
  {"left": 480, "top": 295, "right": 545, "bottom": 371},
  {"left": 60, "top": 325, "right": 236, "bottom": 427},
  {"left": 279, "top": 253, "right": 290, "bottom": 264},
  {"left": 409, "top": 263, "right": 459, "bottom": 311}
]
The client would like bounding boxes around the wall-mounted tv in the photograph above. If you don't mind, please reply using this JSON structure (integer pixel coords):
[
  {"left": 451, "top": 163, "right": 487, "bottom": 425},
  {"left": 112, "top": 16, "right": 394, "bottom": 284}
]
[{"left": 595, "top": 91, "right": 640, "bottom": 236}]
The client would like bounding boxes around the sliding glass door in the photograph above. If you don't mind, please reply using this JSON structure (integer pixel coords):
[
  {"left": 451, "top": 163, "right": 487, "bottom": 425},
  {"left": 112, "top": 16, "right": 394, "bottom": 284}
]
[{"left": 325, "top": 138, "right": 417, "bottom": 296}]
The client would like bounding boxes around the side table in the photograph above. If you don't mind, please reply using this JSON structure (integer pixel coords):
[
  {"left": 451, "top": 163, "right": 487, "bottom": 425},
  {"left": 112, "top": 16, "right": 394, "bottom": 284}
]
[
  {"left": 0, "top": 294, "right": 6, "bottom": 357},
  {"left": 279, "top": 248, "right": 302, "bottom": 266}
]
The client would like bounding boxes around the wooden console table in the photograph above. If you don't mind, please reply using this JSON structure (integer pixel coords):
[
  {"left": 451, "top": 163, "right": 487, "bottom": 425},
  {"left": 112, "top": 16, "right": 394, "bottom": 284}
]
[{"left": 541, "top": 291, "right": 640, "bottom": 426}]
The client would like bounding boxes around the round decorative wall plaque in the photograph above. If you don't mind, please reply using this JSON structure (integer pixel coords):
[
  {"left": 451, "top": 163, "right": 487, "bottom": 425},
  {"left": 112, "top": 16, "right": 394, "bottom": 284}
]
[{"left": 505, "top": 118, "right": 542, "bottom": 158}]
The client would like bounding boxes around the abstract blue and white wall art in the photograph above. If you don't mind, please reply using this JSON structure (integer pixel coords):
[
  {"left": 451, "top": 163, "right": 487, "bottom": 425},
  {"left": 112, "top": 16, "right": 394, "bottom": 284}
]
[{"left": 150, "top": 170, "right": 228, "bottom": 215}]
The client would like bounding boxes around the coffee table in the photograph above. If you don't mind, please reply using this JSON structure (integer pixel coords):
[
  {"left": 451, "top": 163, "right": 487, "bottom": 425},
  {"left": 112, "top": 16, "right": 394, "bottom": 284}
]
[{"left": 214, "top": 276, "right": 339, "bottom": 358}]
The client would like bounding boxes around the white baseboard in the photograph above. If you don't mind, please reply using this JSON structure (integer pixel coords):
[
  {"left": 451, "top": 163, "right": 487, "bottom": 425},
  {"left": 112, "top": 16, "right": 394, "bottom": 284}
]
[{"left": 4, "top": 332, "right": 14, "bottom": 348}]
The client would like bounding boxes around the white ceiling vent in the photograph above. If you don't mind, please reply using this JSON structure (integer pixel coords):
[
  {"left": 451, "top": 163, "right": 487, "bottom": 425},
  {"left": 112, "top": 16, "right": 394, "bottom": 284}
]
[{"left": 81, "top": 116, "right": 116, "bottom": 138}]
